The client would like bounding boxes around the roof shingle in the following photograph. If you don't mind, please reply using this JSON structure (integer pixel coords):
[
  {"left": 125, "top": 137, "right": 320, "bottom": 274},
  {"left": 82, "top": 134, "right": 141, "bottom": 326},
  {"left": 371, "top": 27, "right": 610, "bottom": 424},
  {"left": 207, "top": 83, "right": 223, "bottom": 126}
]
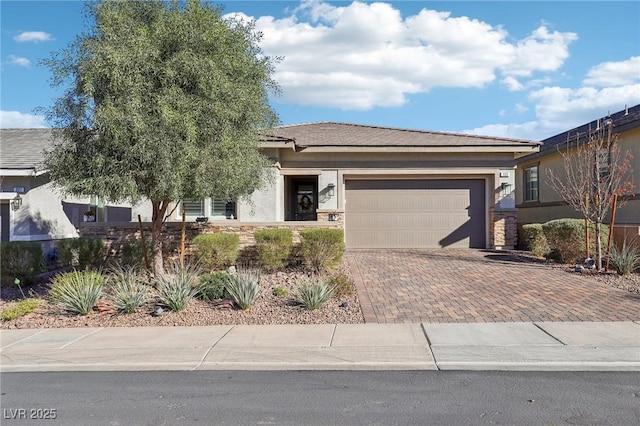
[
  {"left": 0, "top": 128, "right": 53, "bottom": 171},
  {"left": 273, "top": 122, "right": 540, "bottom": 148}
]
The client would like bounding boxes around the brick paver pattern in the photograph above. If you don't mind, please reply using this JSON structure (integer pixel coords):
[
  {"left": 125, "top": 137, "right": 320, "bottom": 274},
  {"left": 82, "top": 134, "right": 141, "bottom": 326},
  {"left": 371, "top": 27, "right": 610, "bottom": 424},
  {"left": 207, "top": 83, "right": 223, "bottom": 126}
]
[{"left": 347, "top": 249, "right": 640, "bottom": 323}]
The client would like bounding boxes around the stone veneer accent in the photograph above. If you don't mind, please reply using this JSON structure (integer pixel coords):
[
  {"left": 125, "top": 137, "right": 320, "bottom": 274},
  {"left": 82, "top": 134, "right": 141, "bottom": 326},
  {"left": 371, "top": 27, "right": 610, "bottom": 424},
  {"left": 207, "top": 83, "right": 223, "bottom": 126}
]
[
  {"left": 79, "top": 220, "right": 343, "bottom": 261},
  {"left": 490, "top": 209, "right": 518, "bottom": 250},
  {"left": 316, "top": 209, "right": 344, "bottom": 225}
]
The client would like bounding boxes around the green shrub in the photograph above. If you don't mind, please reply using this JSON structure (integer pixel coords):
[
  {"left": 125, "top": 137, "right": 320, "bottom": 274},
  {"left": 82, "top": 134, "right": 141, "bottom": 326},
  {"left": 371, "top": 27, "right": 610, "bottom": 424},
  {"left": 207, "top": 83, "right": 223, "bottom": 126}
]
[
  {"left": 299, "top": 229, "right": 345, "bottom": 272},
  {"left": 107, "top": 266, "right": 149, "bottom": 313},
  {"left": 607, "top": 239, "right": 640, "bottom": 275},
  {"left": 225, "top": 265, "right": 261, "bottom": 310},
  {"left": 521, "top": 223, "right": 550, "bottom": 257},
  {"left": 198, "top": 272, "right": 231, "bottom": 301},
  {"left": 327, "top": 273, "right": 356, "bottom": 298},
  {"left": 254, "top": 229, "right": 293, "bottom": 271},
  {"left": 0, "top": 241, "right": 44, "bottom": 285},
  {"left": 0, "top": 298, "right": 41, "bottom": 321},
  {"left": 297, "top": 278, "right": 334, "bottom": 310},
  {"left": 57, "top": 238, "right": 105, "bottom": 269},
  {"left": 272, "top": 286, "right": 288, "bottom": 297},
  {"left": 49, "top": 270, "right": 104, "bottom": 315},
  {"left": 542, "top": 219, "right": 609, "bottom": 264},
  {"left": 155, "top": 262, "right": 199, "bottom": 311},
  {"left": 192, "top": 233, "right": 240, "bottom": 271},
  {"left": 120, "top": 238, "right": 152, "bottom": 269}
]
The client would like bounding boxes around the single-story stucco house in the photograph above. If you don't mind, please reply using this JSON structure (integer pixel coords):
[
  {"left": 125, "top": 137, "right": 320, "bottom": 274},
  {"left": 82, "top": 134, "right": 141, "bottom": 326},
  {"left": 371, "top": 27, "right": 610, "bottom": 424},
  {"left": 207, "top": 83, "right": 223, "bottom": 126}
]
[
  {"left": 515, "top": 104, "right": 640, "bottom": 244},
  {"left": 1, "top": 125, "right": 541, "bottom": 251},
  {"left": 174, "top": 123, "right": 541, "bottom": 250}
]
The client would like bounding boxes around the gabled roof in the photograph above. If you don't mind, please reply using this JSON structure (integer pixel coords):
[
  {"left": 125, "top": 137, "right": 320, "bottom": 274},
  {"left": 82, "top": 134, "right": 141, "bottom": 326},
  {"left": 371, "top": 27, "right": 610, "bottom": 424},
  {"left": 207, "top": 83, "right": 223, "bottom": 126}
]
[
  {"left": 0, "top": 128, "right": 53, "bottom": 175},
  {"left": 271, "top": 122, "right": 540, "bottom": 151},
  {"left": 538, "top": 104, "right": 640, "bottom": 154}
]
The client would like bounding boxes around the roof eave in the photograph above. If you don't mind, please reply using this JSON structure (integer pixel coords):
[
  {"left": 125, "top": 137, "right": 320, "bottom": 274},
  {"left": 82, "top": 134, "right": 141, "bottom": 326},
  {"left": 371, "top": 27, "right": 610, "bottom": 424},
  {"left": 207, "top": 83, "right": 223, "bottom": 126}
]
[
  {"left": 294, "top": 145, "right": 541, "bottom": 153},
  {"left": 259, "top": 141, "right": 296, "bottom": 150},
  {"left": 0, "top": 168, "right": 47, "bottom": 177}
]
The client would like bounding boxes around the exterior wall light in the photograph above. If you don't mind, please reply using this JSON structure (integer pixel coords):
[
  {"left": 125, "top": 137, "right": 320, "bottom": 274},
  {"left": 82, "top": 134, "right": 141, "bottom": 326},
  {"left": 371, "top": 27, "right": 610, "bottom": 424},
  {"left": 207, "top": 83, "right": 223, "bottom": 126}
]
[
  {"left": 327, "top": 183, "right": 335, "bottom": 197},
  {"left": 500, "top": 182, "right": 513, "bottom": 196},
  {"left": 11, "top": 194, "right": 22, "bottom": 211}
]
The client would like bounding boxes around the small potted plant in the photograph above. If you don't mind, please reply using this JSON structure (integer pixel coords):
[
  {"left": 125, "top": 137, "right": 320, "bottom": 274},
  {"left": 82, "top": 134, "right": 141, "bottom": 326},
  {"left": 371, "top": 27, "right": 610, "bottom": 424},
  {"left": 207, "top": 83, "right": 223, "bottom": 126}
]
[{"left": 83, "top": 209, "right": 96, "bottom": 222}]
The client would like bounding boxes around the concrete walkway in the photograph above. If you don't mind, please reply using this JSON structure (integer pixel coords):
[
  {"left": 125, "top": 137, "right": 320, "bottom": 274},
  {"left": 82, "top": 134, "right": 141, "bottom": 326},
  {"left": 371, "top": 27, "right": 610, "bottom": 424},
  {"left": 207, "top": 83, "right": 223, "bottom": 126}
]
[{"left": 2, "top": 322, "right": 639, "bottom": 372}]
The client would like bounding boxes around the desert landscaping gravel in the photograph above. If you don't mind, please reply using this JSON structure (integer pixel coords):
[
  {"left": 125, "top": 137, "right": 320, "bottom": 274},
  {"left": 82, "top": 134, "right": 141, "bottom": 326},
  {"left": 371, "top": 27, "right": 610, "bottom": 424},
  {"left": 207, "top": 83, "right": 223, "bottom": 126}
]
[
  {"left": 1, "top": 252, "right": 638, "bottom": 329},
  {"left": 0, "top": 263, "right": 364, "bottom": 329}
]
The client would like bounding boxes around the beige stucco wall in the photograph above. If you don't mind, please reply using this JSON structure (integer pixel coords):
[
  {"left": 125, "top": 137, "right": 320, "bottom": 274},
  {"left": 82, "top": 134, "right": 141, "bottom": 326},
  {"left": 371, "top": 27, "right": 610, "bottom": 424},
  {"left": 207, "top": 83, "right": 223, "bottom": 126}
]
[
  {"left": 278, "top": 150, "right": 517, "bottom": 209},
  {"left": 517, "top": 126, "right": 640, "bottom": 226},
  {"left": 239, "top": 167, "right": 280, "bottom": 221}
]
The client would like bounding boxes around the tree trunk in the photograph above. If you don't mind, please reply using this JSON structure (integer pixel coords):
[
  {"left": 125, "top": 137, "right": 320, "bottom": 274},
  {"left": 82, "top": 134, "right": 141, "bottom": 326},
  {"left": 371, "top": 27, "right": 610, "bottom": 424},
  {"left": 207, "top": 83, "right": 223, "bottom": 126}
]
[
  {"left": 151, "top": 200, "right": 169, "bottom": 276},
  {"left": 595, "top": 220, "right": 603, "bottom": 271}
]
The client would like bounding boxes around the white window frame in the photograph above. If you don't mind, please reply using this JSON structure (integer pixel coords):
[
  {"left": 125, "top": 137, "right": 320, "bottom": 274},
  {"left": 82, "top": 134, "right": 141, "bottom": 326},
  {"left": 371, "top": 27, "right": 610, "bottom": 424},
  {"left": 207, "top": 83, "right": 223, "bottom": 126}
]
[
  {"left": 524, "top": 166, "right": 539, "bottom": 202},
  {"left": 177, "top": 198, "right": 236, "bottom": 220}
]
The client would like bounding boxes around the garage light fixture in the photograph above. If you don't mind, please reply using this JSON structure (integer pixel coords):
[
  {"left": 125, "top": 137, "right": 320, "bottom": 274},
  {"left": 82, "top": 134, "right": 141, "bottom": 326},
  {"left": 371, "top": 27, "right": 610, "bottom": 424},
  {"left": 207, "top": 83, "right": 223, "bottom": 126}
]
[
  {"left": 11, "top": 194, "right": 22, "bottom": 211},
  {"left": 327, "top": 183, "right": 335, "bottom": 197}
]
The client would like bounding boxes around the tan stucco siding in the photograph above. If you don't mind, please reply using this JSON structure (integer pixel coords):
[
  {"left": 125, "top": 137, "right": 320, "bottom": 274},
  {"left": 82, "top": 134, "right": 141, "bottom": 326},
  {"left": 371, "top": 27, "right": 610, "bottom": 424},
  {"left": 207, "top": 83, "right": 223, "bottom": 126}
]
[
  {"left": 517, "top": 126, "right": 640, "bottom": 226},
  {"left": 277, "top": 150, "right": 518, "bottom": 169}
]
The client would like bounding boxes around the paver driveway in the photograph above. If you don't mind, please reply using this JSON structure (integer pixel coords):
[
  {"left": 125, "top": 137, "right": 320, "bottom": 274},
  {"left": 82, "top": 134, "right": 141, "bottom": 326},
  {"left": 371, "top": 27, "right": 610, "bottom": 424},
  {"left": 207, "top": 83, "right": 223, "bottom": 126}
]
[{"left": 346, "top": 249, "right": 640, "bottom": 323}]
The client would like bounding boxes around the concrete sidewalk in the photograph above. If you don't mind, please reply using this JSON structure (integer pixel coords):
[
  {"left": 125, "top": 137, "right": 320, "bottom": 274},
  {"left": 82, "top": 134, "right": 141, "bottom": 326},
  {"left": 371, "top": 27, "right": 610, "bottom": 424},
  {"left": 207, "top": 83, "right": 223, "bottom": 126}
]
[{"left": 1, "top": 322, "right": 639, "bottom": 372}]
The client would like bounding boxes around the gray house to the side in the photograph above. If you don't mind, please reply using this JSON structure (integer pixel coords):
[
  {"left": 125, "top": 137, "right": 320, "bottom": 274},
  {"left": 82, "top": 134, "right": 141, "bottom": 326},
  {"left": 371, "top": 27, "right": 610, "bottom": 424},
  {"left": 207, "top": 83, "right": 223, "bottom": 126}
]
[{"left": 0, "top": 129, "right": 148, "bottom": 252}]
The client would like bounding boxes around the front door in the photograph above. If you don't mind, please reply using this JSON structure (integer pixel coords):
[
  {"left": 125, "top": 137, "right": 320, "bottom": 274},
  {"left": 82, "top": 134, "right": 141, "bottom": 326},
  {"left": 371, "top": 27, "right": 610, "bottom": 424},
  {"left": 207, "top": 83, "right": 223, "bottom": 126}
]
[{"left": 292, "top": 179, "right": 317, "bottom": 221}]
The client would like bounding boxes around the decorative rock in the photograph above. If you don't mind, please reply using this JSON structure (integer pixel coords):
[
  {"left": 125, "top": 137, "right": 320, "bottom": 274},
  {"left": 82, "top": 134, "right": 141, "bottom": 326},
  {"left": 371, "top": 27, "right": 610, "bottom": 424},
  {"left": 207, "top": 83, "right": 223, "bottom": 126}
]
[
  {"left": 584, "top": 258, "right": 596, "bottom": 269},
  {"left": 94, "top": 300, "right": 116, "bottom": 315},
  {"left": 339, "top": 301, "right": 349, "bottom": 308},
  {"left": 575, "top": 265, "right": 585, "bottom": 273},
  {"left": 152, "top": 306, "right": 164, "bottom": 317},
  {"left": 212, "top": 298, "right": 235, "bottom": 310}
]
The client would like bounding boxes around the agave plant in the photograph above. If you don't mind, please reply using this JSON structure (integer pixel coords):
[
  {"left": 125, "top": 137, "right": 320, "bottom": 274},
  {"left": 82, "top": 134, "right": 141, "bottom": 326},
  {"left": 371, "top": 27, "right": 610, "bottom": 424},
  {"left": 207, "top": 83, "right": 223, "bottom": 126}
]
[
  {"left": 107, "top": 266, "right": 149, "bottom": 314},
  {"left": 608, "top": 239, "right": 640, "bottom": 275},
  {"left": 155, "top": 261, "right": 200, "bottom": 311},
  {"left": 297, "top": 277, "right": 334, "bottom": 310},
  {"left": 49, "top": 270, "right": 104, "bottom": 315},
  {"left": 225, "top": 265, "right": 261, "bottom": 310}
]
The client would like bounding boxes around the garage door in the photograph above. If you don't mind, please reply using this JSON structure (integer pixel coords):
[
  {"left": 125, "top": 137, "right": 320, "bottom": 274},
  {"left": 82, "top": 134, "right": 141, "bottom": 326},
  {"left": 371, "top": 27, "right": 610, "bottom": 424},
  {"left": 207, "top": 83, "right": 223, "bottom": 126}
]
[{"left": 345, "top": 179, "right": 485, "bottom": 249}]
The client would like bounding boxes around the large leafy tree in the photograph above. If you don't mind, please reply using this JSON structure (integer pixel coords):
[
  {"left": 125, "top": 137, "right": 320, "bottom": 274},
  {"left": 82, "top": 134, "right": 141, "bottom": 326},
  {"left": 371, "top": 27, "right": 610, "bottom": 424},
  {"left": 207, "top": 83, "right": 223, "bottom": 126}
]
[{"left": 42, "top": 0, "right": 279, "bottom": 273}]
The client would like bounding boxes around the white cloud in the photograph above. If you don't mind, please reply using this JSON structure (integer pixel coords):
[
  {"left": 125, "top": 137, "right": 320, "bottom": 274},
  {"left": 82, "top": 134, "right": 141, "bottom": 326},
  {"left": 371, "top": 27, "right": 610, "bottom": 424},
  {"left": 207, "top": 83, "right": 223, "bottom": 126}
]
[
  {"left": 501, "top": 76, "right": 524, "bottom": 91},
  {"left": 227, "top": 1, "right": 577, "bottom": 110},
  {"left": 13, "top": 31, "right": 53, "bottom": 42},
  {"left": 0, "top": 111, "right": 47, "bottom": 128},
  {"left": 9, "top": 55, "right": 30, "bottom": 67},
  {"left": 501, "top": 26, "right": 577, "bottom": 78},
  {"left": 515, "top": 103, "right": 529, "bottom": 113},
  {"left": 583, "top": 56, "right": 640, "bottom": 87},
  {"left": 464, "top": 121, "right": 541, "bottom": 140},
  {"left": 465, "top": 83, "right": 640, "bottom": 140}
]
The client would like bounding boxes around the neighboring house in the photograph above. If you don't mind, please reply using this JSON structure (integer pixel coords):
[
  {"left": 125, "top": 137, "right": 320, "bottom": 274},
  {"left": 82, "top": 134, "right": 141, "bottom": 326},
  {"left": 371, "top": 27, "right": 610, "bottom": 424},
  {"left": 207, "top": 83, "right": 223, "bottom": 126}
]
[
  {"left": 515, "top": 104, "right": 640, "bottom": 244},
  {"left": 0, "top": 129, "right": 142, "bottom": 247},
  {"left": 177, "top": 123, "right": 540, "bottom": 250}
]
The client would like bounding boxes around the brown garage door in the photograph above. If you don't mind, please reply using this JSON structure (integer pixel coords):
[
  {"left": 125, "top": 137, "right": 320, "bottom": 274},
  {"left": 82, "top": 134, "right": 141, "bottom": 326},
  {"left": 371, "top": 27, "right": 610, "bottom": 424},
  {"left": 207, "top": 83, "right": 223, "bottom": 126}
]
[{"left": 345, "top": 179, "right": 486, "bottom": 249}]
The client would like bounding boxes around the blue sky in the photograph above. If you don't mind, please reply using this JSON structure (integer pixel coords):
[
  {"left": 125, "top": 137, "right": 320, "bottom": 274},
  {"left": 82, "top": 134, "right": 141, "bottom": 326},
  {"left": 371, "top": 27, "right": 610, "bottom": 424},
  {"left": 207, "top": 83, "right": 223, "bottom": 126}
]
[{"left": 1, "top": 0, "right": 639, "bottom": 140}]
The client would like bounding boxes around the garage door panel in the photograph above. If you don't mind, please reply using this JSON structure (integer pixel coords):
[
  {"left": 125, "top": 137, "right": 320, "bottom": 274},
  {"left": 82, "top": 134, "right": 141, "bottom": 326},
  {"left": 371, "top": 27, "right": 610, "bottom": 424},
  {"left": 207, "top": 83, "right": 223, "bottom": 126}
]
[{"left": 345, "top": 179, "right": 485, "bottom": 249}]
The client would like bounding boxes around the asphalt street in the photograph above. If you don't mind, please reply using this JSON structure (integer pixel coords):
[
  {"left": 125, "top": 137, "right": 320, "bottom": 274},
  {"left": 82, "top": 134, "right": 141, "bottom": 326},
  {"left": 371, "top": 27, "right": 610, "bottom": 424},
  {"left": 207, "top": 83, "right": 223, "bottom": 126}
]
[{"left": 2, "top": 371, "right": 639, "bottom": 425}]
